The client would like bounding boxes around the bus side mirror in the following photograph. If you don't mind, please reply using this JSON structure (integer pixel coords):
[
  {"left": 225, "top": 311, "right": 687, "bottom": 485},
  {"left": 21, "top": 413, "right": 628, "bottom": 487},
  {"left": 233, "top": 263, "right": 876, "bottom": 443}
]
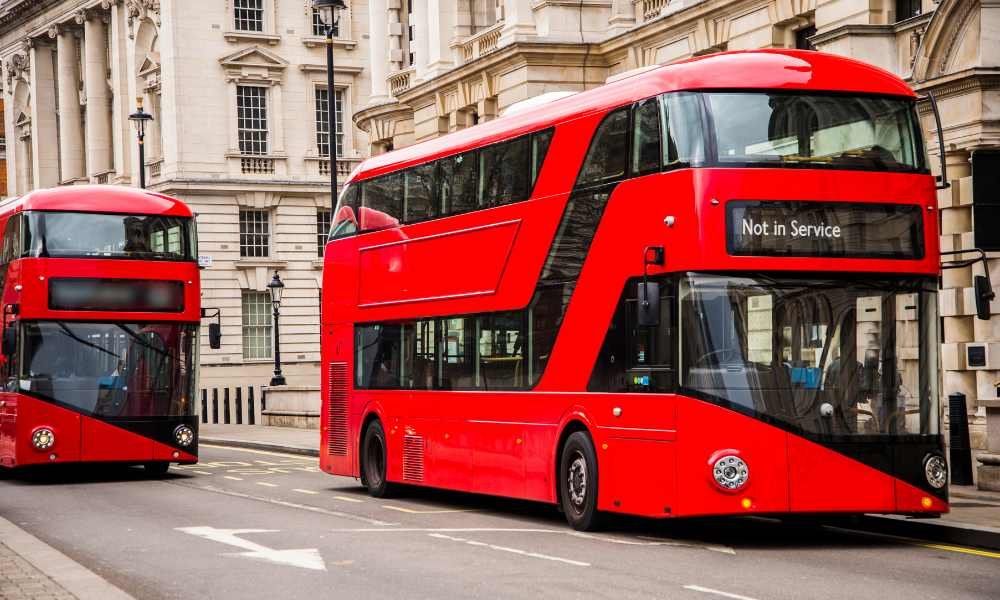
[
  {"left": 975, "top": 275, "right": 995, "bottom": 321},
  {"left": 637, "top": 281, "right": 660, "bottom": 327},
  {"left": 208, "top": 322, "right": 222, "bottom": 350},
  {"left": 2, "top": 324, "right": 16, "bottom": 356}
]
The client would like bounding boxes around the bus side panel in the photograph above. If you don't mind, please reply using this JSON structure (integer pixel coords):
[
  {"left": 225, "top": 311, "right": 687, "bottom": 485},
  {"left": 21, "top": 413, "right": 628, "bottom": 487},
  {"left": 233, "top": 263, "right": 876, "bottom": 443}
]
[
  {"left": 13, "top": 395, "right": 82, "bottom": 466},
  {"left": 0, "top": 392, "right": 17, "bottom": 466},
  {"left": 672, "top": 397, "right": 790, "bottom": 517},
  {"left": 80, "top": 417, "right": 154, "bottom": 462},
  {"left": 786, "top": 434, "right": 895, "bottom": 512},
  {"left": 598, "top": 438, "right": 675, "bottom": 517}
]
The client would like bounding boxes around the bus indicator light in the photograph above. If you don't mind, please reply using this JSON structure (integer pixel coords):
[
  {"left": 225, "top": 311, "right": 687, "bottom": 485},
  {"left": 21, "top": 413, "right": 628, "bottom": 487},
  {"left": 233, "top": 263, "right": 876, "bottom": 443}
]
[
  {"left": 921, "top": 497, "right": 933, "bottom": 509},
  {"left": 741, "top": 498, "right": 753, "bottom": 510}
]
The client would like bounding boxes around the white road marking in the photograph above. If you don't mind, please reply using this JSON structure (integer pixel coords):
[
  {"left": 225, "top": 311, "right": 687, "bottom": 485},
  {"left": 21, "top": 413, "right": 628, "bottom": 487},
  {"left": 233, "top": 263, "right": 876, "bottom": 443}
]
[
  {"left": 183, "top": 484, "right": 397, "bottom": 526},
  {"left": 191, "top": 471, "right": 213, "bottom": 476},
  {"left": 177, "top": 527, "right": 326, "bottom": 571},
  {"left": 428, "top": 533, "right": 590, "bottom": 567},
  {"left": 683, "top": 585, "right": 760, "bottom": 600},
  {"left": 333, "top": 495, "right": 363, "bottom": 503},
  {"left": 256, "top": 482, "right": 278, "bottom": 488},
  {"left": 224, "top": 476, "right": 243, "bottom": 481},
  {"left": 293, "top": 489, "right": 319, "bottom": 495},
  {"left": 383, "top": 505, "right": 477, "bottom": 514}
]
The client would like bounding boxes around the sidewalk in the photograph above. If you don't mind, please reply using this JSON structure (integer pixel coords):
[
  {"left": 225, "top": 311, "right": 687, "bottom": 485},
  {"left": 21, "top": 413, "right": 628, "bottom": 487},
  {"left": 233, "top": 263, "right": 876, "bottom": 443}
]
[
  {"left": 199, "top": 424, "right": 1000, "bottom": 551},
  {"left": 0, "top": 516, "right": 133, "bottom": 600}
]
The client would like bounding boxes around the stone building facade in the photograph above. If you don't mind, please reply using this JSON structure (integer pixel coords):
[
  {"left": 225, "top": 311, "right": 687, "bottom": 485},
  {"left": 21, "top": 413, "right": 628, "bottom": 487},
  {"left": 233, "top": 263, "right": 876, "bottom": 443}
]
[
  {"left": 0, "top": 0, "right": 371, "bottom": 392},
  {"left": 355, "top": 0, "right": 1000, "bottom": 456}
]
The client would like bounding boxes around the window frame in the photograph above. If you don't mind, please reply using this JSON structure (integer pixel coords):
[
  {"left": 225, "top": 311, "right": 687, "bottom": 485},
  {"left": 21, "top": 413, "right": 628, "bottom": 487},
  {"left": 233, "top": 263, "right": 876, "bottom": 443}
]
[
  {"left": 233, "top": 0, "right": 267, "bottom": 33},
  {"left": 238, "top": 209, "right": 271, "bottom": 258},
  {"left": 241, "top": 290, "right": 273, "bottom": 361},
  {"left": 236, "top": 85, "right": 269, "bottom": 156}
]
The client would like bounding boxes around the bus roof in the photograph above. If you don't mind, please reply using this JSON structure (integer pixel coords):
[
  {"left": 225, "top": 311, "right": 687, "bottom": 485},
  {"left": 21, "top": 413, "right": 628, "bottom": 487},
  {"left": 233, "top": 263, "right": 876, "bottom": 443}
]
[
  {"left": 0, "top": 185, "right": 194, "bottom": 217},
  {"left": 352, "top": 49, "right": 917, "bottom": 182}
]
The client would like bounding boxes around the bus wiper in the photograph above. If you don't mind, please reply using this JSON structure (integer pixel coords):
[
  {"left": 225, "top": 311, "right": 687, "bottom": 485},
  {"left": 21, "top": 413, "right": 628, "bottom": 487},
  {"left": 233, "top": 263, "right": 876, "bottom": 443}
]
[
  {"left": 115, "top": 325, "right": 172, "bottom": 359},
  {"left": 56, "top": 324, "right": 120, "bottom": 359}
]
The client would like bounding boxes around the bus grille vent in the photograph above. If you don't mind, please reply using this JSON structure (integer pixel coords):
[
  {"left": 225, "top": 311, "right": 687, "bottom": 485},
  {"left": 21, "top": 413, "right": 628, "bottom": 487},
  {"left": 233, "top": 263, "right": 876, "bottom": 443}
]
[
  {"left": 402, "top": 435, "right": 425, "bottom": 482},
  {"left": 326, "top": 362, "right": 349, "bottom": 456}
]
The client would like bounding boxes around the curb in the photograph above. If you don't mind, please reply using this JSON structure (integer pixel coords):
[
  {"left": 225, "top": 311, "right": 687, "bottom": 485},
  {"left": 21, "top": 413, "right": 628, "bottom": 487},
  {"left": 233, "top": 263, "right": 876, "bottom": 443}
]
[
  {"left": 0, "top": 516, "right": 135, "bottom": 600},
  {"left": 200, "top": 437, "right": 320, "bottom": 457},
  {"left": 855, "top": 514, "right": 1000, "bottom": 552}
]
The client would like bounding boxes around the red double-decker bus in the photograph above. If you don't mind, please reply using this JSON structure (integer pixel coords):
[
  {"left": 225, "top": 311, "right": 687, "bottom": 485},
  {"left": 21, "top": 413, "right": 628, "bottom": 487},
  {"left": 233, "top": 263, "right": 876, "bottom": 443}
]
[
  {"left": 0, "top": 185, "right": 205, "bottom": 475},
  {"left": 320, "top": 50, "right": 953, "bottom": 529}
]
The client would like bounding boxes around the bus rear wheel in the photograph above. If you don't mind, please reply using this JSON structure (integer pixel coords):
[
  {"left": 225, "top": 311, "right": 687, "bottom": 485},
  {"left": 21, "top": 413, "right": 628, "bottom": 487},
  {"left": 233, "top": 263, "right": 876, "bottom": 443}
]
[
  {"left": 559, "top": 431, "right": 601, "bottom": 531},
  {"left": 361, "top": 420, "right": 394, "bottom": 498},
  {"left": 143, "top": 462, "right": 170, "bottom": 477}
]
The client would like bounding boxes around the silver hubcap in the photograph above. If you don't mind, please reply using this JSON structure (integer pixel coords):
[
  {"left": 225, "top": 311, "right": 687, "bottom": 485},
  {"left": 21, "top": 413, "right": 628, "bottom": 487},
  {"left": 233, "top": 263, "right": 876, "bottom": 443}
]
[{"left": 568, "top": 454, "right": 587, "bottom": 508}]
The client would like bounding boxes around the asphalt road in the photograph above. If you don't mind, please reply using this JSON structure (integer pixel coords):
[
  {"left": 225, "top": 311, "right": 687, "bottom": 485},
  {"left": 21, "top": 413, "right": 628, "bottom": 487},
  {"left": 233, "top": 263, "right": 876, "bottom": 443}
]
[{"left": 1, "top": 445, "right": 997, "bottom": 600}]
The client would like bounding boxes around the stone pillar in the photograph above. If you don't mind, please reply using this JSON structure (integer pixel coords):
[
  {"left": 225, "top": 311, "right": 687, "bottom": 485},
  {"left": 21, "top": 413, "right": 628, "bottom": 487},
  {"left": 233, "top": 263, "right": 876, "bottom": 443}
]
[
  {"left": 426, "top": 0, "right": 455, "bottom": 77},
  {"left": 55, "top": 27, "right": 85, "bottom": 183},
  {"left": 607, "top": 0, "right": 636, "bottom": 36},
  {"left": 500, "top": 0, "right": 536, "bottom": 44},
  {"left": 368, "top": 0, "right": 390, "bottom": 103},
  {"left": 29, "top": 42, "right": 60, "bottom": 188},
  {"left": 412, "top": 0, "right": 430, "bottom": 80},
  {"left": 110, "top": 0, "right": 130, "bottom": 181},
  {"left": 84, "top": 14, "right": 113, "bottom": 177}
]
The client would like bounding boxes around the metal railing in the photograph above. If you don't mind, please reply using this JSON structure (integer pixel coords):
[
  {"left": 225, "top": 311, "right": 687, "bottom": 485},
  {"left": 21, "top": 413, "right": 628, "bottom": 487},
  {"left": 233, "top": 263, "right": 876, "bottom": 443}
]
[{"left": 200, "top": 385, "right": 266, "bottom": 425}]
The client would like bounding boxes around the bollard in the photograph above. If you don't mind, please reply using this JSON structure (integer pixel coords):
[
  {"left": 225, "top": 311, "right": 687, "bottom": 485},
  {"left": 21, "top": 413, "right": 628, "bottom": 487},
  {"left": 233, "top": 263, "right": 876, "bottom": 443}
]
[
  {"left": 948, "top": 392, "right": 974, "bottom": 486},
  {"left": 235, "top": 387, "right": 243, "bottom": 425},
  {"left": 248, "top": 387, "right": 256, "bottom": 425},
  {"left": 201, "top": 389, "right": 208, "bottom": 424}
]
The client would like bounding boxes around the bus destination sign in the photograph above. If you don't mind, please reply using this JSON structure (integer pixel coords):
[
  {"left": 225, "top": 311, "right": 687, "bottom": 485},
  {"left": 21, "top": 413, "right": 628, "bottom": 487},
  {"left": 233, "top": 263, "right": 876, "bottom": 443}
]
[{"left": 726, "top": 200, "right": 924, "bottom": 259}]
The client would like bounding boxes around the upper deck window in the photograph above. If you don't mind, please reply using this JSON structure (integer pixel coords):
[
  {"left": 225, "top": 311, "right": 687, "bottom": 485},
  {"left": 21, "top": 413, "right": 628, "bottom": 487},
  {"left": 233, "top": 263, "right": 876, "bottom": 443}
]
[
  {"left": 706, "top": 92, "right": 925, "bottom": 173},
  {"left": 328, "top": 128, "right": 554, "bottom": 240},
  {"left": 24, "top": 211, "right": 195, "bottom": 261}
]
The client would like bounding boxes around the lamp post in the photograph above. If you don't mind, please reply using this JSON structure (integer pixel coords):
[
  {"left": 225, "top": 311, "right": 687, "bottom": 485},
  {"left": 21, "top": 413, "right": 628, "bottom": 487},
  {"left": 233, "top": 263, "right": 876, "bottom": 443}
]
[
  {"left": 313, "top": 0, "right": 347, "bottom": 210},
  {"left": 128, "top": 97, "right": 153, "bottom": 189},
  {"left": 267, "top": 272, "right": 287, "bottom": 386}
]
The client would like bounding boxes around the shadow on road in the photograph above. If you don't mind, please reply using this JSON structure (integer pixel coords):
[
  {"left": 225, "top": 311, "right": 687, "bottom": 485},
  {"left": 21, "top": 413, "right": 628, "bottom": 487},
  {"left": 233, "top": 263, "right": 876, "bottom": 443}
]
[
  {"left": 0, "top": 463, "right": 193, "bottom": 486},
  {"left": 327, "top": 482, "right": 899, "bottom": 551}
]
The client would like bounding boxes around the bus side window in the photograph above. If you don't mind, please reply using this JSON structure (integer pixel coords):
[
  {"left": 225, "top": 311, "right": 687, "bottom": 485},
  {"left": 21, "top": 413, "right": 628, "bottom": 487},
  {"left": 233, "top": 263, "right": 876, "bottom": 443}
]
[
  {"left": 661, "top": 92, "right": 706, "bottom": 167},
  {"left": 531, "top": 130, "right": 553, "bottom": 185},
  {"left": 480, "top": 136, "right": 530, "bottom": 207},
  {"left": 331, "top": 184, "right": 360, "bottom": 239},
  {"left": 576, "top": 108, "right": 629, "bottom": 186},
  {"left": 404, "top": 162, "right": 438, "bottom": 223},
  {"left": 0, "top": 216, "right": 20, "bottom": 291},
  {"left": 440, "top": 150, "right": 479, "bottom": 215},
  {"left": 361, "top": 172, "right": 403, "bottom": 231},
  {"left": 632, "top": 97, "right": 662, "bottom": 175}
]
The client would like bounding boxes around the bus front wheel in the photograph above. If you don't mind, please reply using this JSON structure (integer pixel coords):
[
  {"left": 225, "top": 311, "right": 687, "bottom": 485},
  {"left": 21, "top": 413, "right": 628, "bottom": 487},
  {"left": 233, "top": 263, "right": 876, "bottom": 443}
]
[
  {"left": 361, "top": 420, "right": 394, "bottom": 498},
  {"left": 559, "top": 431, "right": 601, "bottom": 531}
]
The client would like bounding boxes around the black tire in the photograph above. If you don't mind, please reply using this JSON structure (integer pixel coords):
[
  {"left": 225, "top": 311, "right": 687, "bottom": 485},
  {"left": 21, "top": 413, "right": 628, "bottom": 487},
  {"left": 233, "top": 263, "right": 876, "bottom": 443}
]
[
  {"left": 361, "top": 420, "right": 394, "bottom": 498},
  {"left": 143, "top": 462, "right": 170, "bottom": 477},
  {"left": 559, "top": 431, "right": 601, "bottom": 531}
]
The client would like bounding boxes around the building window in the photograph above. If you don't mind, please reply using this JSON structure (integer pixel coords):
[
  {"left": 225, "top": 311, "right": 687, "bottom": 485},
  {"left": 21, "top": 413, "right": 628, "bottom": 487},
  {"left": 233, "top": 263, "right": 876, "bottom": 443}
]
[
  {"left": 315, "top": 87, "right": 344, "bottom": 157},
  {"left": 795, "top": 26, "right": 816, "bottom": 51},
  {"left": 312, "top": 8, "right": 339, "bottom": 36},
  {"left": 895, "top": 0, "right": 920, "bottom": 22},
  {"left": 239, "top": 209, "right": 270, "bottom": 257},
  {"left": 317, "top": 209, "right": 331, "bottom": 257},
  {"left": 234, "top": 0, "right": 265, "bottom": 32},
  {"left": 242, "top": 291, "right": 272, "bottom": 360},
  {"left": 237, "top": 85, "right": 268, "bottom": 156}
]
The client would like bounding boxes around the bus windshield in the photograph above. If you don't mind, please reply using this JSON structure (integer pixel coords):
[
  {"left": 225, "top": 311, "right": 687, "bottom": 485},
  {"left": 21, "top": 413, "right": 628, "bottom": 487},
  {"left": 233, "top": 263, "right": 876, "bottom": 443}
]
[
  {"left": 680, "top": 273, "right": 938, "bottom": 437},
  {"left": 706, "top": 92, "right": 925, "bottom": 172},
  {"left": 24, "top": 211, "right": 196, "bottom": 261},
  {"left": 13, "top": 322, "right": 197, "bottom": 418}
]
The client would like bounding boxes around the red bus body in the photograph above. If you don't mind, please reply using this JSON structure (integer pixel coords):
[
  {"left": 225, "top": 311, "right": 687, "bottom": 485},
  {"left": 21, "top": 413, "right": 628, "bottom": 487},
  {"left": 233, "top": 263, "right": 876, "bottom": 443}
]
[
  {"left": 320, "top": 51, "right": 948, "bottom": 522},
  {"left": 0, "top": 186, "right": 200, "bottom": 469}
]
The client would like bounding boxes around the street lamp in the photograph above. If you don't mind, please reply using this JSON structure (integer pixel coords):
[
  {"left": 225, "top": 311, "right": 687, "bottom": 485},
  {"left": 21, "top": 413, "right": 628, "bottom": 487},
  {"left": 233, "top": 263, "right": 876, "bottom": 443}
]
[
  {"left": 267, "top": 271, "right": 287, "bottom": 386},
  {"left": 128, "top": 97, "right": 153, "bottom": 189},
  {"left": 313, "top": 0, "right": 347, "bottom": 211}
]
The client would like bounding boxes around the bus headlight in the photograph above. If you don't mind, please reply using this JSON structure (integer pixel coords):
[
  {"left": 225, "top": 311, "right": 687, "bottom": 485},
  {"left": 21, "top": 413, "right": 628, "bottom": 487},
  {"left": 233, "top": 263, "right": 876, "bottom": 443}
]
[
  {"left": 924, "top": 454, "right": 947, "bottom": 489},
  {"left": 712, "top": 454, "right": 749, "bottom": 491},
  {"left": 31, "top": 428, "right": 55, "bottom": 451},
  {"left": 174, "top": 425, "right": 195, "bottom": 447}
]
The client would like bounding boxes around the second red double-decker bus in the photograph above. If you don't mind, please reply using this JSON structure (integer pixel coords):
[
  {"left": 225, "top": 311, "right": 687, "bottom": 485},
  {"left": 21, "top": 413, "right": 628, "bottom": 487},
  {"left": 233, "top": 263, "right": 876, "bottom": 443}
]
[
  {"left": 0, "top": 185, "right": 202, "bottom": 474},
  {"left": 320, "top": 50, "right": 950, "bottom": 529}
]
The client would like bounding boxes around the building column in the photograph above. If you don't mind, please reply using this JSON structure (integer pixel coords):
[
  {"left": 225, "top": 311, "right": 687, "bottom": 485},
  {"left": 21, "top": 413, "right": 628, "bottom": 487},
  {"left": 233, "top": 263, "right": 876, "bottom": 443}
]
[
  {"left": 412, "top": 0, "right": 430, "bottom": 80},
  {"left": 368, "top": 0, "right": 390, "bottom": 103},
  {"left": 55, "top": 27, "right": 85, "bottom": 183},
  {"left": 110, "top": 0, "right": 130, "bottom": 181},
  {"left": 607, "top": 0, "right": 636, "bottom": 36},
  {"left": 84, "top": 13, "right": 113, "bottom": 177},
  {"left": 426, "top": 0, "right": 455, "bottom": 77},
  {"left": 29, "top": 42, "right": 59, "bottom": 188},
  {"left": 499, "top": 0, "right": 536, "bottom": 44}
]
